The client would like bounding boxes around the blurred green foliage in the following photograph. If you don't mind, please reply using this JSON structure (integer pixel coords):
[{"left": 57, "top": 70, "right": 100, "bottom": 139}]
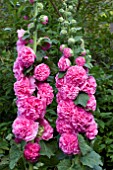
[{"left": 0, "top": 0, "right": 113, "bottom": 169}]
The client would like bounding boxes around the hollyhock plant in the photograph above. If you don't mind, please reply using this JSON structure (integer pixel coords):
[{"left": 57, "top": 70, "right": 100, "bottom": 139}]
[
  {"left": 24, "top": 143, "right": 40, "bottom": 162},
  {"left": 86, "top": 94, "right": 96, "bottom": 111},
  {"left": 37, "top": 83, "right": 54, "bottom": 105},
  {"left": 12, "top": 116, "right": 39, "bottom": 142},
  {"left": 34, "top": 63, "right": 50, "bottom": 81},
  {"left": 55, "top": 73, "right": 65, "bottom": 89},
  {"left": 38, "top": 37, "right": 51, "bottom": 51},
  {"left": 16, "top": 29, "right": 27, "bottom": 52},
  {"left": 17, "top": 96, "right": 46, "bottom": 120},
  {"left": 18, "top": 46, "right": 36, "bottom": 68},
  {"left": 14, "top": 77, "right": 36, "bottom": 99},
  {"left": 58, "top": 56, "right": 71, "bottom": 71},
  {"left": 59, "top": 133, "right": 80, "bottom": 155}
]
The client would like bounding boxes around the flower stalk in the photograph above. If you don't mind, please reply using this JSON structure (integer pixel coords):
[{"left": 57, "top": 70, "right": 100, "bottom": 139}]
[{"left": 33, "top": 1, "right": 38, "bottom": 54}]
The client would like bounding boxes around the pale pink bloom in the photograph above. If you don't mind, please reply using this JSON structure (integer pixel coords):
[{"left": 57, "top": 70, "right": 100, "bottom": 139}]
[
  {"left": 37, "top": 83, "right": 54, "bottom": 105},
  {"left": 17, "top": 96, "right": 46, "bottom": 120},
  {"left": 16, "top": 39, "right": 26, "bottom": 52},
  {"left": 13, "top": 58, "right": 24, "bottom": 80},
  {"left": 86, "top": 95, "right": 96, "bottom": 111},
  {"left": 42, "top": 16, "right": 48, "bottom": 25},
  {"left": 58, "top": 84, "right": 80, "bottom": 100},
  {"left": 34, "top": 63, "right": 50, "bottom": 81},
  {"left": 24, "top": 143, "right": 40, "bottom": 162},
  {"left": 75, "top": 56, "right": 86, "bottom": 66},
  {"left": 63, "top": 47, "right": 73, "bottom": 58},
  {"left": 55, "top": 73, "right": 65, "bottom": 89},
  {"left": 29, "top": 39, "right": 34, "bottom": 44},
  {"left": 57, "top": 100, "right": 76, "bottom": 121},
  {"left": 60, "top": 44, "right": 66, "bottom": 52},
  {"left": 17, "top": 29, "right": 26, "bottom": 39},
  {"left": 18, "top": 46, "right": 36, "bottom": 68},
  {"left": 80, "top": 76, "right": 97, "bottom": 94},
  {"left": 14, "top": 77, "right": 36, "bottom": 99},
  {"left": 65, "top": 65, "right": 87, "bottom": 86},
  {"left": 59, "top": 133, "right": 80, "bottom": 155},
  {"left": 12, "top": 116, "right": 38, "bottom": 142},
  {"left": 81, "top": 50, "right": 86, "bottom": 56},
  {"left": 44, "top": 56, "right": 48, "bottom": 59},
  {"left": 39, "top": 119, "right": 53, "bottom": 141},
  {"left": 72, "top": 106, "right": 94, "bottom": 133},
  {"left": 86, "top": 120, "right": 98, "bottom": 140},
  {"left": 58, "top": 56, "right": 71, "bottom": 71},
  {"left": 56, "top": 118, "right": 75, "bottom": 134},
  {"left": 29, "top": 0, "right": 34, "bottom": 4},
  {"left": 23, "top": 15, "right": 28, "bottom": 20}
]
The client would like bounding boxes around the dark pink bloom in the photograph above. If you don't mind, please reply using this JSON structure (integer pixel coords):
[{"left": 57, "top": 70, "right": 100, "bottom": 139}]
[
  {"left": 17, "top": 96, "right": 46, "bottom": 120},
  {"left": 34, "top": 63, "right": 50, "bottom": 81},
  {"left": 24, "top": 143, "right": 40, "bottom": 162},
  {"left": 39, "top": 119, "right": 53, "bottom": 141},
  {"left": 37, "top": 83, "right": 54, "bottom": 105},
  {"left": 72, "top": 106, "right": 94, "bottom": 133},
  {"left": 23, "top": 16, "right": 28, "bottom": 20},
  {"left": 86, "top": 95, "right": 96, "bottom": 111},
  {"left": 55, "top": 73, "right": 65, "bottom": 89},
  {"left": 75, "top": 56, "right": 86, "bottom": 66},
  {"left": 18, "top": 46, "right": 36, "bottom": 68},
  {"left": 86, "top": 120, "right": 98, "bottom": 140},
  {"left": 29, "top": 0, "right": 34, "bottom": 4},
  {"left": 56, "top": 118, "right": 75, "bottom": 134},
  {"left": 58, "top": 56, "right": 71, "bottom": 71},
  {"left": 12, "top": 116, "right": 39, "bottom": 142},
  {"left": 59, "top": 133, "right": 80, "bottom": 155},
  {"left": 63, "top": 47, "right": 73, "bottom": 58},
  {"left": 14, "top": 77, "right": 36, "bottom": 99},
  {"left": 80, "top": 76, "right": 97, "bottom": 94},
  {"left": 57, "top": 100, "right": 76, "bottom": 121},
  {"left": 58, "top": 84, "right": 80, "bottom": 100}
]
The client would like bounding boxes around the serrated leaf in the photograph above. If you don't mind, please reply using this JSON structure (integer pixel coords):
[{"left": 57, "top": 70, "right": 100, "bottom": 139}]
[
  {"left": 39, "top": 141, "right": 55, "bottom": 158},
  {"left": 9, "top": 142, "right": 22, "bottom": 169},
  {"left": 57, "top": 159, "right": 71, "bottom": 170},
  {"left": 58, "top": 72, "right": 66, "bottom": 78},
  {"left": 78, "top": 134, "right": 92, "bottom": 155},
  {"left": 80, "top": 151, "right": 103, "bottom": 168},
  {"left": 74, "top": 93, "right": 89, "bottom": 107}
]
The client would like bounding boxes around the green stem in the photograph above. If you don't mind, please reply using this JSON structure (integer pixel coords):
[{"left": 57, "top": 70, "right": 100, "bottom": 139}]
[
  {"left": 29, "top": 163, "right": 33, "bottom": 170},
  {"left": 33, "top": 2, "right": 38, "bottom": 54}
]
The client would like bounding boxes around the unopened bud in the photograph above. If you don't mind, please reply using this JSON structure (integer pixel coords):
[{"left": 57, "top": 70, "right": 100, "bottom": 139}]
[
  {"left": 60, "top": 29, "right": 67, "bottom": 35},
  {"left": 71, "top": 19, "right": 77, "bottom": 24},
  {"left": 58, "top": 17, "right": 64, "bottom": 23},
  {"left": 37, "top": 3, "right": 43, "bottom": 11},
  {"left": 70, "top": 27, "right": 77, "bottom": 34},
  {"left": 59, "top": 9, "right": 65, "bottom": 13},
  {"left": 63, "top": 20, "right": 69, "bottom": 26},
  {"left": 68, "top": 38, "right": 75, "bottom": 45},
  {"left": 68, "top": 5, "right": 73, "bottom": 11}
]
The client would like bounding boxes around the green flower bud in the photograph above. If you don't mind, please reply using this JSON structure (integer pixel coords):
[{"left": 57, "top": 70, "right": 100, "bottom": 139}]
[
  {"left": 59, "top": 9, "right": 65, "bottom": 13},
  {"left": 68, "top": 5, "right": 73, "bottom": 10},
  {"left": 65, "top": 11, "right": 72, "bottom": 17},
  {"left": 71, "top": 19, "right": 77, "bottom": 24},
  {"left": 68, "top": 38, "right": 75, "bottom": 45},
  {"left": 63, "top": 20, "right": 69, "bottom": 26},
  {"left": 58, "top": 17, "right": 64, "bottom": 23},
  {"left": 60, "top": 30, "right": 68, "bottom": 35},
  {"left": 70, "top": 27, "right": 77, "bottom": 34},
  {"left": 37, "top": 3, "right": 43, "bottom": 12}
]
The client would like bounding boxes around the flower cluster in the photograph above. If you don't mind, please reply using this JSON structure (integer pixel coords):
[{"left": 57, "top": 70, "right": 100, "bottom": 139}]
[
  {"left": 56, "top": 47, "right": 98, "bottom": 155},
  {"left": 12, "top": 29, "right": 54, "bottom": 163}
]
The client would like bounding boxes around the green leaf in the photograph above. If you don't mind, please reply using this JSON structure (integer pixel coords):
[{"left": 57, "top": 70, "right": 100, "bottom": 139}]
[
  {"left": 74, "top": 93, "right": 89, "bottom": 107},
  {"left": 58, "top": 72, "right": 66, "bottom": 78},
  {"left": 9, "top": 142, "right": 22, "bottom": 169},
  {"left": 78, "top": 134, "right": 92, "bottom": 156},
  {"left": 57, "top": 159, "right": 71, "bottom": 170},
  {"left": 39, "top": 141, "right": 55, "bottom": 158},
  {"left": 0, "top": 156, "right": 9, "bottom": 170},
  {"left": 80, "top": 151, "right": 103, "bottom": 168}
]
